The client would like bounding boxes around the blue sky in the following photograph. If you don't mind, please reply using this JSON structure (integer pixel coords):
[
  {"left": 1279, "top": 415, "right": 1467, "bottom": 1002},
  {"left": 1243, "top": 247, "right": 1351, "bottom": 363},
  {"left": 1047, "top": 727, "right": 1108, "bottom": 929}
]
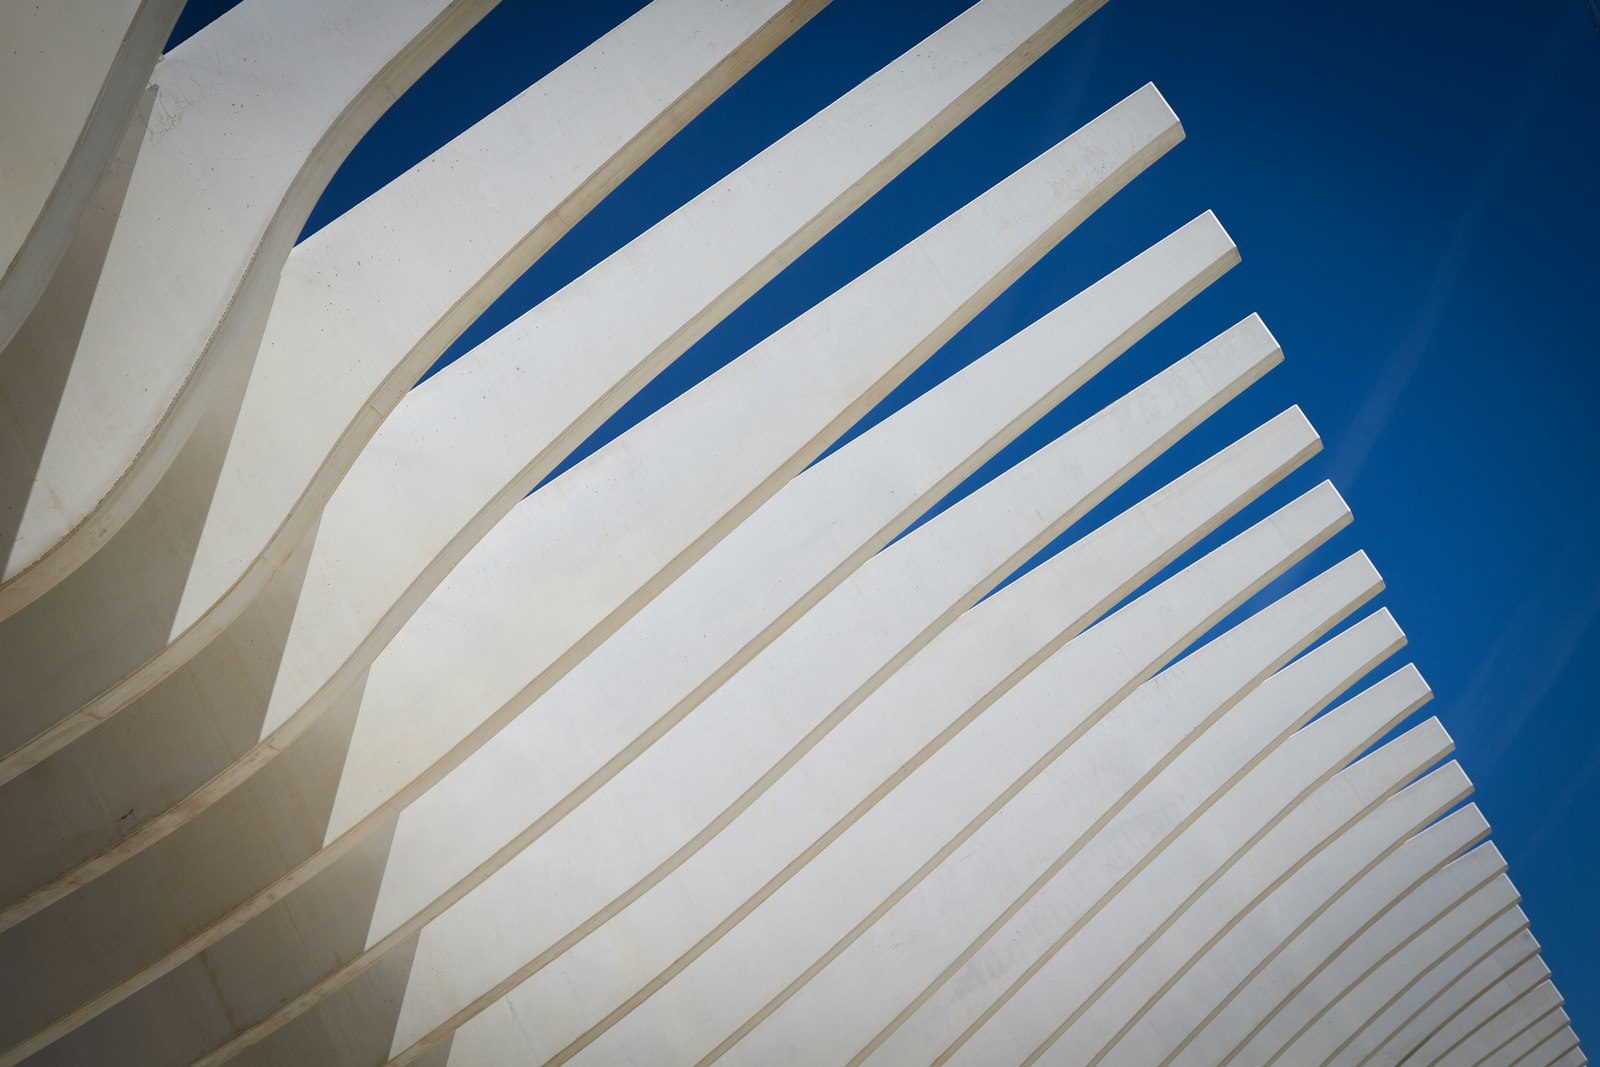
[{"left": 175, "top": 0, "right": 1600, "bottom": 1042}]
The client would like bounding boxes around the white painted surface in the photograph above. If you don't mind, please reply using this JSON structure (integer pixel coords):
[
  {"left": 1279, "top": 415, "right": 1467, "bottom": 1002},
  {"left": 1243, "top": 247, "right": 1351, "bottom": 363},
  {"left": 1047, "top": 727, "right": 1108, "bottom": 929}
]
[
  {"left": 0, "top": 0, "right": 181, "bottom": 352},
  {"left": 0, "top": 0, "right": 820, "bottom": 780},
  {"left": 0, "top": 0, "right": 494, "bottom": 611}
]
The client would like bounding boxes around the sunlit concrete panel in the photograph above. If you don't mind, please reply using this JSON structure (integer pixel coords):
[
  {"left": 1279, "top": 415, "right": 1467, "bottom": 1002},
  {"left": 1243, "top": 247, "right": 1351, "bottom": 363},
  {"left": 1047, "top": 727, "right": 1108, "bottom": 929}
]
[
  {"left": 949, "top": 716, "right": 1466, "bottom": 1066},
  {"left": 0, "top": 215, "right": 1238, "bottom": 1064},
  {"left": 1412, "top": 961, "right": 1558, "bottom": 1065},
  {"left": 0, "top": 0, "right": 1122, "bottom": 787},
  {"left": 1368, "top": 928, "right": 1546, "bottom": 1066},
  {"left": 0, "top": 86, "right": 1185, "bottom": 1066},
  {"left": 921, "top": 678, "right": 1440, "bottom": 1067},
  {"left": 245, "top": 333, "right": 1292, "bottom": 1064},
  {"left": 1045, "top": 756, "right": 1488, "bottom": 1067},
  {"left": 1255, "top": 847, "right": 1516, "bottom": 1065},
  {"left": 1097, "top": 778, "right": 1483, "bottom": 1067},
  {"left": 1219, "top": 833, "right": 1502, "bottom": 1067},
  {"left": 1485, "top": 1011, "right": 1575, "bottom": 1067},
  {"left": 0, "top": 0, "right": 182, "bottom": 351},
  {"left": 0, "top": 0, "right": 496, "bottom": 613},
  {"left": 190, "top": 232, "right": 1246, "bottom": 1056},
  {"left": 1517, "top": 1027, "right": 1583, "bottom": 1067},
  {"left": 140, "top": 318, "right": 1279, "bottom": 1065},
  {"left": 0, "top": 0, "right": 821, "bottom": 776},
  {"left": 1446, "top": 980, "right": 1566, "bottom": 1066},
  {"left": 437, "top": 405, "right": 1320, "bottom": 1067},
  {"left": 862, "top": 607, "right": 1410, "bottom": 1066},
  {"left": 1328, "top": 900, "right": 1530, "bottom": 1066},
  {"left": 553, "top": 486, "right": 1351, "bottom": 1064},
  {"left": 0, "top": 80, "right": 1180, "bottom": 941},
  {"left": 1295, "top": 873, "right": 1523, "bottom": 1066},
  {"left": 720, "top": 555, "right": 1386, "bottom": 1066},
  {"left": 0, "top": 2, "right": 1581, "bottom": 1064}
]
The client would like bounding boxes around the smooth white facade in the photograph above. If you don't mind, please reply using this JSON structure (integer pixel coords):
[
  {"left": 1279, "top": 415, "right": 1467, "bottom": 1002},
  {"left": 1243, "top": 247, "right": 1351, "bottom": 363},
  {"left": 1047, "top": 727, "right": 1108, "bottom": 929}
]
[{"left": 0, "top": 2, "right": 1579, "bottom": 1066}]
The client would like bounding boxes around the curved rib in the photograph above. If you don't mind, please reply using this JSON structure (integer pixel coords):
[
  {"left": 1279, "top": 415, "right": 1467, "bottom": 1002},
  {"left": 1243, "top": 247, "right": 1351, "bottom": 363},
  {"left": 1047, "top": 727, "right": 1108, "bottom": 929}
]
[
  {"left": 1410, "top": 964, "right": 1557, "bottom": 1066},
  {"left": 1057, "top": 791, "right": 1500, "bottom": 1065},
  {"left": 0, "top": 0, "right": 496, "bottom": 615},
  {"left": 541, "top": 484, "right": 1352, "bottom": 1064},
  {"left": 0, "top": 0, "right": 1118, "bottom": 785},
  {"left": 0, "top": 0, "right": 182, "bottom": 352},
  {"left": 1345, "top": 913, "right": 1533, "bottom": 1066},
  {"left": 1262, "top": 859, "right": 1519, "bottom": 1063},
  {"left": 0, "top": 0, "right": 823, "bottom": 776},
  {"left": 856, "top": 606, "right": 1407, "bottom": 1066},
  {"left": 0, "top": 90, "right": 1185, "bottom": 1066},
  {"left": 431, "top": 407, "right": 1322, "bottom": 1067},
  {"left": 926, "top": 687, "right": 1430, "bottom": 1066},
  {"left": 1222, "top": 831, "right": 1497, "bottom": 1067},
  {"left": 1163, "top": 808, "right": 1489, "bottom": 1067},
  {"left": 197, "top": 235, "right": 1250, "bottom": 1063},
  {"left": 1506, "top": 1028, "right": 1580, "bottom": 1067},
  {"left": 189, "top": 323, "right": 1284, "bottom": 1066},
  {"left": 719, "top": 555, "right": 1387, "bottom": 1065},
  {"left": 1483, "top": 1011, "right": 1573, "bottom": 1067},
  {"left": 1368, "top": 930, "right": 1545, "bottom": 1066},
  {"left": 0, "top": 214, "right": 1242, "bottom": 1067},
  {"left": 1439, "top": 981, "right": 1565, "bottom": 1067},
  {"left": 1297, "top": 874, "right": 1524, "bottom": 1066},
  {"left": 0, "top": 82, "right": 1180, "bottom": 939},
  {"left": 945, "top": 716, "right": 1467, "bottom": 1065}
]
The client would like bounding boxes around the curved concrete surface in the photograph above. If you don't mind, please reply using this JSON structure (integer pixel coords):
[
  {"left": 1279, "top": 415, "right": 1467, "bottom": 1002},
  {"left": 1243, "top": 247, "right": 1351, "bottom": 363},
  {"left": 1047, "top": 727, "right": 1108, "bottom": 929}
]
[
  {"left": 0, "top": 0, "right": 821, "bottom": 780},
  {"left": 0, "top": 0, "right": 502, "bottom": 616},
  {"left": 0, "top": 213, "right": 1238, "bottom": 1063},
  {"left": 3, "top": 1, "right": 1578, "bottom": 1063},
  {"left": 0, "top": 0, "right": 182, "bottom": 353},
  {"left": 0, "top": 81, "right": 1179, "bottom": 940},
  {"left": 0, "top": 0, "right": 1116, "bottom": 787}
]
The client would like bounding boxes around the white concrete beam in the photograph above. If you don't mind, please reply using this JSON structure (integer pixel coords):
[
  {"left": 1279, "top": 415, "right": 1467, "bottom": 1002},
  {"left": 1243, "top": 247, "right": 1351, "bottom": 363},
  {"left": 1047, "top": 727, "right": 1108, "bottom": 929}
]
[
  {"left": 1294, "top": 874, "right": 1524, "bottom": 1066},
  {"left": 0, "top": 0, "right": 824, "bottom": 776},
  {"left": 1345, "top": 909, "right": 1534, "bottom": 1067},
  {"left": 1512, "top": 1028, "right": 1581, "bottom": 1067},
  {"left": 1056, "top": 777, "right": 1497, "bottom": 1066},
  {"left": 0, "top": 84, "right": 1187, "bottom": 1066},
  {"left": 0, "top": 82, "right": 1180, "bottom": 942},
  {"left": 0, "top": 0, "right": 182, "bottom": 352},
  {"left": 1441, "top": 981, "right": 1566, "bottom": 1067},
  {"left": 546, "top": 483, "right": 1353, "bottom": 1064},
  {"left": 434, "top": 403, "right": 1323, "bottom": 1067},
  {"left": 1482, "top": 1011, "right": 1574, "bottom": 1067},
  {"left": 1405, "top": 955, "right": 1555, "bottom": 1065},
  {"left": 1165, "top": 806, "right": 1492, "bottom": 1067},
  {"left": 721, "top": 554, "right": 1389, "bottom": 1065},
  {"left": 944, "top": 687, "right": 1440, "bottom": 1067},
  {"left": 951, "top": 718, "right": 1466, "bottom": 1066},
  {"left": 0, "top": 0, "right": 496, "bottom": 613},
  {"left": 185, "top": 320, "right": 1284, "bottom": 1064},
  {"left": 863, "top": 607, "right": 1411, "bottom": 1066}
]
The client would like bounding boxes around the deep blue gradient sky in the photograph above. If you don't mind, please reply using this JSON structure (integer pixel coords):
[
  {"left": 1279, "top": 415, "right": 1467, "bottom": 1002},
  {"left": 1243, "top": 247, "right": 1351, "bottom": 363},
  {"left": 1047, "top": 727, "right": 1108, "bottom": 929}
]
[{"left": 173, "top": 0, "right": 1600, "bottom": 1041}]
